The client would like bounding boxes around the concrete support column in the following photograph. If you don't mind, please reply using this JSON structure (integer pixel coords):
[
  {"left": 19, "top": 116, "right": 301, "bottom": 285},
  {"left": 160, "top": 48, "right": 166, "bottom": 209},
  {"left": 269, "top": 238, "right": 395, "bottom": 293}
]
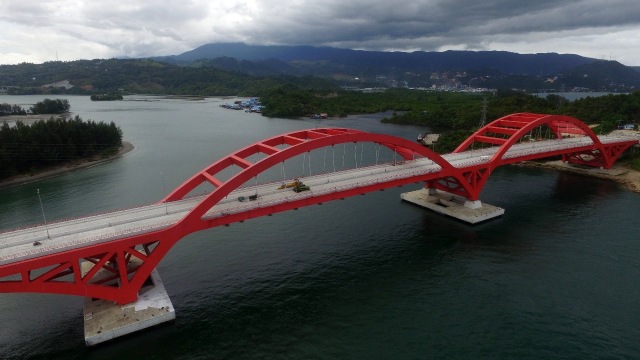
[{"left": 464, "top": 200, "right": 482, "bottom": 209}]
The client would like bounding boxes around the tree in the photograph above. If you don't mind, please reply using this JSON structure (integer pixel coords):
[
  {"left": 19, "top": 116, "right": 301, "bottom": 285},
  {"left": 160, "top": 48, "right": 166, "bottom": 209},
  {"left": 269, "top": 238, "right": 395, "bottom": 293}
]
[
  {"left": 29, "top": 99, "right": 71, "bottom": 114},
  {"left": 0, "top": 103, "right": 27, "bottom": 116}
]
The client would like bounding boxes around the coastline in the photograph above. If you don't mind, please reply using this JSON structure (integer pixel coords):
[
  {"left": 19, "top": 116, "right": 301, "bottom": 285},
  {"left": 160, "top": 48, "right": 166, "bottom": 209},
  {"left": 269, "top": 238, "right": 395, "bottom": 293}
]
[
  {"left": 0, "top": 141, "right": 135, "bottom": 189},
  {"left": 515, "top": 160, "right": 640, "bottom": 194}
]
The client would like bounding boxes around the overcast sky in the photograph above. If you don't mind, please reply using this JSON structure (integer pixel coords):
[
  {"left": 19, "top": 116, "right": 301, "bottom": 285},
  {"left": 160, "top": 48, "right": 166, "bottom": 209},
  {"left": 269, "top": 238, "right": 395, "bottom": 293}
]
[{"left": 1, "top": 0, "right": 639, "bottom": 66}]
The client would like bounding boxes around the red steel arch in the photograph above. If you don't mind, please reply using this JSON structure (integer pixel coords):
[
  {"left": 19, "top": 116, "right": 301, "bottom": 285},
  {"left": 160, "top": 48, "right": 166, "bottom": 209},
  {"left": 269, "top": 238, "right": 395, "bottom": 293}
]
[
  {"left": 0, "top": 127, "right": 469, "bottom": 304},
  {"left": 455, "top": 113, "right": 606, "bottom": 164}
]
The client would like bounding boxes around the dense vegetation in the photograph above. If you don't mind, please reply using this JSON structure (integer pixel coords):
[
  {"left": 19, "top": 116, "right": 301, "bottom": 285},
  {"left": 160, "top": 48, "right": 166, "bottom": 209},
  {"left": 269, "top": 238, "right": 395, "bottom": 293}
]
[
  {"left": 1, "top": 98, "right": 71, "bottom": 116},
  {"left": 0, "top": 59, "right": 337, "bottom": 96},
  {"left": 259, "top": 87, "right": 640, "bottom": 153},
  {"left": 0, "top": 116, "right": 123, "bottom": 180},
  {"left": 91, "top": 93, "right": 123, "bottom": 101},
  {"left": 261, "top": 86, "right": 484, "bottom": 119}
]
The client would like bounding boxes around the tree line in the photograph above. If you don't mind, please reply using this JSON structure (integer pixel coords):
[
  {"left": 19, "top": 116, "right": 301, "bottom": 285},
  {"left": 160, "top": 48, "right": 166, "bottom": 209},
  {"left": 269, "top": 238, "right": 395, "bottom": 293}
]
[
  {"left": 0, "top": 59, "right": 338, "bottom": 97},
  {"left": 0, "top": 116, "right": 123, "bottom": 180},
  {"left": 0, "top": 98, "right": 71, "bottom": 116}
]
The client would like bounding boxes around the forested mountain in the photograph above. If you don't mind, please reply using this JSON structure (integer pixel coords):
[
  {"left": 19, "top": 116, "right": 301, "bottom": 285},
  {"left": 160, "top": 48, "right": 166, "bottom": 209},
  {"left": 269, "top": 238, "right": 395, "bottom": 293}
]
[
  {"left": 152, "top": 43, "right": 640, "bottom": 92},
  {"left": 1, "top": 44, "right": 639, "bottom": 94},
  {"left": 157, "top": 43, "right": 596, "bottom": 75}
]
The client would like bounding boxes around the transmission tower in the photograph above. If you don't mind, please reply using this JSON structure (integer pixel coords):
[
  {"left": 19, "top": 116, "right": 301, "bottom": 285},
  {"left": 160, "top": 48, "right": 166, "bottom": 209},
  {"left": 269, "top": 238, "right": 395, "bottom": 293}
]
[{"left": 479, "top": 97, "right": 487, "bottom": 128}]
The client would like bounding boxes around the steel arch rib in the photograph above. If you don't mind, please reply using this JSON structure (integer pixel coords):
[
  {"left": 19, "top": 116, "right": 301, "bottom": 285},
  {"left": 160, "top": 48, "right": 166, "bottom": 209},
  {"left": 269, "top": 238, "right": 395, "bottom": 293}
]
[
  {"left": 447, "top": 113, "right": 614, "bottom": 199},
  {"left": 164, "top": 127, "right": 468, "bottom": 231},
  {"left": 0, "top": 127, "right": 470, "bottom": 305},
  {"left": 455, "top": 113, "right": 607, "bottom": 164},
  {"left": 497, "top": 114, "right": 606, "bottom": 165}
]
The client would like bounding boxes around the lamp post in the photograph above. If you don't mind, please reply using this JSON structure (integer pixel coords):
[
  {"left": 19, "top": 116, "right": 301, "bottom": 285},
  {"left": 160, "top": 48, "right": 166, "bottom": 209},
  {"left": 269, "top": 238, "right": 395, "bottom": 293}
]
[
  {"left": 37, "top": 189, "right": 50, "bottom": 239},
  {"left": 161, "top": 172, "right": 168, "bottom": 215}
]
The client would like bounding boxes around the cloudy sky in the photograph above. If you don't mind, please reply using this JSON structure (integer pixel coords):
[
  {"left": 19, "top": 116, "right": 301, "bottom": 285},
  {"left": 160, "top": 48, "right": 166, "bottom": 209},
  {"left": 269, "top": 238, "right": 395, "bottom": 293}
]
[{"left": 1, "top": 0, "right": 639, "bottom": 65}]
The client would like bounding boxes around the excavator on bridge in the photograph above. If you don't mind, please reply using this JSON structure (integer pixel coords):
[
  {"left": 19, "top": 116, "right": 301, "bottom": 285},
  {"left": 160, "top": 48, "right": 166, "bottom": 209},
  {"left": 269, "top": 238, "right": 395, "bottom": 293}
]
[{"left": 278, "top": 178, "right": 310, "bottom": 192}]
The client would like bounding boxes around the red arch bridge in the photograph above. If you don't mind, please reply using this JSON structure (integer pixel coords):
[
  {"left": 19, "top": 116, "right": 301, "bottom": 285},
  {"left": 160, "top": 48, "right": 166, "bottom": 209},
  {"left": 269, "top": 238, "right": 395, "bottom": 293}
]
[{"left": 0, "top": 113, "right": 638, "bottom": 311}]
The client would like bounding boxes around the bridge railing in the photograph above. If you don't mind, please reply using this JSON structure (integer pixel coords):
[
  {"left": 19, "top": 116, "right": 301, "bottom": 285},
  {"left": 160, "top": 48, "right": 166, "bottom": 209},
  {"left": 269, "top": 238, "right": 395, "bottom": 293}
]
[
  {"left": 1, "top": 165, "right": 436, "bottom": 265},
  {"left": 0, "top": 198, "right": 164, "bottom": 236},
  {"left": 0, "top": 219, "right": 177, "bottom": 266}
]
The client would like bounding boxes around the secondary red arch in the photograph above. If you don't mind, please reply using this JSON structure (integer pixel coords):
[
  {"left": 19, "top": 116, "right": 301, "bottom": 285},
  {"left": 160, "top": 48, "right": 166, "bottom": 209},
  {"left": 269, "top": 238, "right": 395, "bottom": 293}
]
[
  {"left": 455, "top": 113, "right": 602, "bottom": 155},
  {"left": 433, "top": 113, "right": 619, "bottom": 200}
]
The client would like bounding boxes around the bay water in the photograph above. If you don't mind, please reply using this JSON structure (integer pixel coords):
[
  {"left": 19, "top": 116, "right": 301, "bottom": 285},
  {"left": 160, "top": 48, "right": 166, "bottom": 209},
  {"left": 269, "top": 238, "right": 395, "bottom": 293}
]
[{"left": 0, "top": 95, "right": 639, "bottom": 359}]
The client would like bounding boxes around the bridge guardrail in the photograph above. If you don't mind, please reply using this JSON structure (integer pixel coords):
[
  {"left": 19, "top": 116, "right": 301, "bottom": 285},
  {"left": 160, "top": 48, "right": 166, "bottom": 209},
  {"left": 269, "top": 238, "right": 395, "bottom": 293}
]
[{"left": 0, "top": 219, "right": 177, "bottom": 265}]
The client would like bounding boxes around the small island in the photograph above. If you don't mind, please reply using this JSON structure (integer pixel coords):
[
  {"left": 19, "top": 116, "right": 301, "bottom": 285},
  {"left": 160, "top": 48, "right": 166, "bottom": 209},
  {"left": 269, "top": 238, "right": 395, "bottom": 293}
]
[
  {"left": 0, "top": 98, "right": 124, "bottom": 185},
  {"left": 90, "top": 93, "right": 124, "bottom": 101}
]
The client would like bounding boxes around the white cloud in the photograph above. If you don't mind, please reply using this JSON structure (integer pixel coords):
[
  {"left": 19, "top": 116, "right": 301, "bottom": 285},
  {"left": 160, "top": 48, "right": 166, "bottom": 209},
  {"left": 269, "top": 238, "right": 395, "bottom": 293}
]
[{"left": 0, "top": 0, "right": 639, "bottom": 65}]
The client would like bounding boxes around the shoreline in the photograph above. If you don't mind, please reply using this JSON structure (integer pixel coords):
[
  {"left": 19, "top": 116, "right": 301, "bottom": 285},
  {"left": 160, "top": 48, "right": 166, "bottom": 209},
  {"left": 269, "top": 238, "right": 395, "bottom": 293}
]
[
  {"left": 0, "top": 141, "right": 135, "bottom": 189},
  {"left": 1, "top": 113, "right": 71, "bottom": 125},
  {"left": 515, "top": 160, "right": 640, "bottom": 194}
]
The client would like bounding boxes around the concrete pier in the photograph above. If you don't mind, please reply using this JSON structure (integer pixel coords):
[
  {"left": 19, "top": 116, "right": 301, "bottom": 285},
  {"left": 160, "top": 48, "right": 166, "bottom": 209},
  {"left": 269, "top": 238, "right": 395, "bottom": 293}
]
[
  {"left": 401, "top": 188, "right": 504, "bottom": 224},
  {"left": 82, "top": 265, "right": 175, "bottom": 346}
]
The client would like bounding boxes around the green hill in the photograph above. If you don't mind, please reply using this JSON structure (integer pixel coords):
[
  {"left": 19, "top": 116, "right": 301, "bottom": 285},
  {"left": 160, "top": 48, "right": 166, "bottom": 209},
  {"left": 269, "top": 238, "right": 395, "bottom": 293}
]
[{"left": 0, "top": 59, "right": 338, "bottom": 96}]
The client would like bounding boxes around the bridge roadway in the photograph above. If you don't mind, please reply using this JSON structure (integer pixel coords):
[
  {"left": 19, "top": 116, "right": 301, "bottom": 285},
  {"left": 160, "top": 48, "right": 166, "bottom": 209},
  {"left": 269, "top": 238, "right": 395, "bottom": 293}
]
[{"left": 1, "top": 135, "right": 635, "bottom": 267}]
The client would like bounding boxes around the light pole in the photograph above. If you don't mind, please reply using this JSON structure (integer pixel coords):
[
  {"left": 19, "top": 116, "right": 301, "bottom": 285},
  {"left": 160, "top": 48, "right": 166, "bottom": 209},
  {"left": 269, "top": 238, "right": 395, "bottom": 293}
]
[
  {"left": 161, "top": 172, "right": 168, "bottom": 215},
  {"left": 37, "top": 189, "right": 50, "bottom": 239}
]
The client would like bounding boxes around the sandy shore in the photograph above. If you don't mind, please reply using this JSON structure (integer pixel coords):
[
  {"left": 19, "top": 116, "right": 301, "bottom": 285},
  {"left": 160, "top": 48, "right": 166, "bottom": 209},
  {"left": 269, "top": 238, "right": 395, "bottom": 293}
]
[
  {"left": 0, "top": 141, "right": 135, "bottom": 189},
  {"left": 516, "top": 160, "right": 640, "bottom": 193},
  {"left": 1, "top": 113, "right": 70, "bottom": 125}
]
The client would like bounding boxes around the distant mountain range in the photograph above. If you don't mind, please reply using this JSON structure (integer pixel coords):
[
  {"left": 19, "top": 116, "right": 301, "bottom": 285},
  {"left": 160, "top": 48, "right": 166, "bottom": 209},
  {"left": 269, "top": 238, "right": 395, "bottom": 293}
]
[
  {"left": 157, "top": 43, "right": 596, "bottom": 74},
  {"left": 154, "top": 43, "right": 640, "bottom": 91},
  {"left": 1, "top": 43, "right": 638, "bottom": 95}
]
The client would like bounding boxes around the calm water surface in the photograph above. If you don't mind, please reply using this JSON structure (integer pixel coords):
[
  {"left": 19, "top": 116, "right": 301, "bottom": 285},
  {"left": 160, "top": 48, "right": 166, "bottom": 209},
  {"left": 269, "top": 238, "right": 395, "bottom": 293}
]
[{"left": 0, "top": 95, "right": 639, "bottom": 359}]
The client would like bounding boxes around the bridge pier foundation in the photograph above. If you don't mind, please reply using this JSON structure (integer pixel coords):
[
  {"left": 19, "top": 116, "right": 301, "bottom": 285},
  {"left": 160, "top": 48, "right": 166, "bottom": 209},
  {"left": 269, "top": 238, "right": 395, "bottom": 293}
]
[
  {"left": 82, "top": 264, "right": 175, "bottom": 346},
  {"left": 401, "top": 188, "right": 504, "bottom": 224}
]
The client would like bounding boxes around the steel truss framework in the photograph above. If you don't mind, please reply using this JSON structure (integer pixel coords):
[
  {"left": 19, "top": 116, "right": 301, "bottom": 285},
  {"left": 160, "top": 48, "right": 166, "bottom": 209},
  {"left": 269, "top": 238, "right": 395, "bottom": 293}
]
[{"left": 0, "top": 114, "right": 636, "bottom": 304}]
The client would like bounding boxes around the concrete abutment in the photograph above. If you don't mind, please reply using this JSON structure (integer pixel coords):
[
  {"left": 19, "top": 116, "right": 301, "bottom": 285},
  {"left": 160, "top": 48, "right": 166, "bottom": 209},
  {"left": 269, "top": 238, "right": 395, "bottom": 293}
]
[{"left": 82, "top": 264, "right": 175, "bottom": 346}]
